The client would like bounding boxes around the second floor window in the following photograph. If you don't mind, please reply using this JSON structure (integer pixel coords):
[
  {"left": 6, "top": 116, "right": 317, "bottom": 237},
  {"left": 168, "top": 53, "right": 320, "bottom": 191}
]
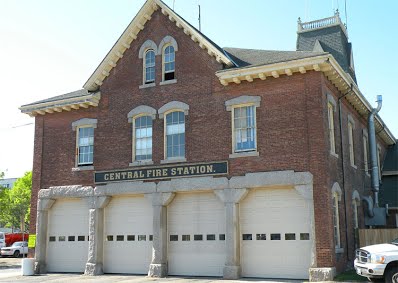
[
  {"left": 166, "top": 111, "right": 185, "bottom": 158},
  {"left": 163, "top": 45, "right": 175, "bottom": 81},
  {"left": 328, "top": 102, "right": 336, "bottom": 155},
  {"left": 348, "top": 121, "right": 355, "bottom": 167},
  {"left": 233, "top": 105, "right": 256, "bottom": 152},
  {"left": 145, "top": 49, "right": 155, "bottom": 84},
  {"left": 134, "top": 116, "right": 152, "bottom": 161},
  {"left": 77, "top": 127, "right": 94, "bottom": 165}
]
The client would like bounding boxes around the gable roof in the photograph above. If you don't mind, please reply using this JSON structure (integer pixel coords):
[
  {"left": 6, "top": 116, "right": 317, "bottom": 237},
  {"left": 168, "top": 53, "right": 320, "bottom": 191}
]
[{"left": 83, "top": 0, "right": 234, "bottom": 92}]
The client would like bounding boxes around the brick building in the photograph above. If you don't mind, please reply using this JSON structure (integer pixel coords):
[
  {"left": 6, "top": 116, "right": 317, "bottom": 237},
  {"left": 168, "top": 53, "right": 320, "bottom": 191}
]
[{"left": 20, "top": 0, "right": 396, "bottom": 281}]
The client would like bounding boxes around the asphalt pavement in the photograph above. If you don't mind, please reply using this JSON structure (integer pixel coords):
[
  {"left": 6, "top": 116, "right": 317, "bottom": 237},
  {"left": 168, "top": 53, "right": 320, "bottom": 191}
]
[{"left": 0, "top": 257, "right": 367, "bottom": 283}]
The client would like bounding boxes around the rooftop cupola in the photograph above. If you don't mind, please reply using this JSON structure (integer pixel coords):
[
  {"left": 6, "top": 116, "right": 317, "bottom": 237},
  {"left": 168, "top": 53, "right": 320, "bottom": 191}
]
[{"left": 297, "top": 10, "right": 357, "bottom": 83}]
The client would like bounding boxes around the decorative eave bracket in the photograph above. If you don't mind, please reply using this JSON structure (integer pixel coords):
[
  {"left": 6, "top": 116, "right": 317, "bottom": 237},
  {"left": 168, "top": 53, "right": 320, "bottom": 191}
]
[
  {"left": 19, "top": 92, "right": 101, "bottom": 117},
  {"left": 216, "top": 54, "right": 396, "bottom": 146}
]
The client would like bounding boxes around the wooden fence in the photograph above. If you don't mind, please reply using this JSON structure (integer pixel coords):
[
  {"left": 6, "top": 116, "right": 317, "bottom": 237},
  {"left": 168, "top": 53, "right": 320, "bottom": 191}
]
[{"left": 359, "top": 229, "right": 398, "bottom": 247}]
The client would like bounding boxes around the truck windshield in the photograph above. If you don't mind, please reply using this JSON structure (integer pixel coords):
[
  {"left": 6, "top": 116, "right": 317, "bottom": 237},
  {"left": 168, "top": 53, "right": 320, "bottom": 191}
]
[{"left": 391, "top": 238, "right": 398, "bottom": 245}]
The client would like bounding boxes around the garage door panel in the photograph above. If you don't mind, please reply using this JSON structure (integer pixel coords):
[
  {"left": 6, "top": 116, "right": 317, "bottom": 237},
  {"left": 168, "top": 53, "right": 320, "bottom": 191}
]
[
  {"left": 47, "top": 199, "right": 89, "bottom": 273},
  {"left": 103, "top": 196, "right": 153, "bottom": 274},
  {"left": 168, "top": 193, "right": 225, "bottom": 277},
  {"left": 241, "top": 188, "right": 312, "bottom": 279}
]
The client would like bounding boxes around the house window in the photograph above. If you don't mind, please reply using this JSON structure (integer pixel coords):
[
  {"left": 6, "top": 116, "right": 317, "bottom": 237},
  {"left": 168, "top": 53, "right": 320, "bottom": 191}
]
[
  {"left": 159, "top": 101, "right": 189, "bottom": 163},
  {"left": 225, "top": 95, "right": 261, "bottom": 158},
  {"left": 144, "top": 50, "right": 155, "bottom": 84},
  {"left": 134, "top": 115, "right": 152, "bottom": 161},
  {"left": 363, "top": 131, "right": 369, "bottom": 175},
  {"left": 165, "top": 111, "right": 185, "bottom": 159},
  {"left": 163, "top": 45, "right": 175, "bottom": 81},
  {"left": 333, "top": 192, "right": 340, "bottom": 248},
  {"left": 352, "top": 191, "right": 360, "bottom": 229},
  {"left": 72, "top": 118, "right": 97, "bottom": 169},
  {"left": 348, "top": 120, "right": 355, "bottom": 167},
  {"left": 233, "top": 105, "right": 256, "bottom": 152},
  {"left": 328, "top": 102, "right": 336, "bottom": 155},
  {"left": 77, "top": 127, "right": 94, "bottom": 165}
]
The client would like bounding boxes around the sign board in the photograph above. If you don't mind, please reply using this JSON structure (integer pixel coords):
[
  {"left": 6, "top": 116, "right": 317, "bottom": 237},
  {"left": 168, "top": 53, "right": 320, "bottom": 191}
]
[
  {"left": 28, "top": 234, "right": 36, "bottom": 248},
  {"left": 95, "top": 161, "right": 228, "bottom": 184}
]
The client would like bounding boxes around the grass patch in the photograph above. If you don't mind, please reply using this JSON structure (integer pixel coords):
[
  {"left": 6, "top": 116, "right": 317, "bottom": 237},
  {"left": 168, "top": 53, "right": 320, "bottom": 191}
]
[{"left": 334, "top": 269, "right": 367, "bottom": 281}]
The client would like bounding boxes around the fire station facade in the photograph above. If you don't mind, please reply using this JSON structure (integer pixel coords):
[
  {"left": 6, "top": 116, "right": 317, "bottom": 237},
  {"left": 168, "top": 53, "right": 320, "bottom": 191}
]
[{"left": 21, "top": 0, "right": 396, "bottom": 281}]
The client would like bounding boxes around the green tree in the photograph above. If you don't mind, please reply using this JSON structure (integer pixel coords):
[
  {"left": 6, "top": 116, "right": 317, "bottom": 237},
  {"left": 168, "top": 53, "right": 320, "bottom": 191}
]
[{"left": 0, "top": 172, "right": 32, "bottom": 232}]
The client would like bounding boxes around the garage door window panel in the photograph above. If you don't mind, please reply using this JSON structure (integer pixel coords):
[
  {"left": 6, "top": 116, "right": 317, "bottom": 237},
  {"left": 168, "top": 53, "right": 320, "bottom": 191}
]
[
  {"left": 242, "top": 234, "right": 252, "bottom": 240},
  {"left": 256, "top": 234, "right": 266, "bottom": 240},
  {"left": 107, "top": 235, "right": 113, "bottom": 241},
  {"left": 285, "top": 233, "right": 296, "bottom": 240},
  {"left": 49, "top": 236, "right": 56, "bottom": 242},
  {"left": 68, "top": 236, "right": 75, "bottom": 241}
]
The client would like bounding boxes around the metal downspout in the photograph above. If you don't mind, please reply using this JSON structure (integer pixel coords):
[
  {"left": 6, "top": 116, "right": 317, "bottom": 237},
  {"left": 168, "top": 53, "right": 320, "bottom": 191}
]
[{"left": 368, "top": 95, "right": 382, "bottom": 207}]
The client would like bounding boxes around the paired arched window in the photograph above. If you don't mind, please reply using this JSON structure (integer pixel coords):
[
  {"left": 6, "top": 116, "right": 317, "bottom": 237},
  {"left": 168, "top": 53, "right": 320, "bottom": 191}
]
[{"left": 139, "top": 36, "right": 178, "bottom": 86}]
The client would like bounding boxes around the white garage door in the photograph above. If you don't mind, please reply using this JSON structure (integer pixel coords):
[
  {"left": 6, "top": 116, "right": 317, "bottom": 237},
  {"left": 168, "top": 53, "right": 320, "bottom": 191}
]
[
  {"left": 47, "top": 198, "right": 89, "bottom": 273},
  {"left": 168, "top": 192, "right": 225, "bottom": 277},
  {"left": 240, "top": 187, "right": 312, "bottom": 279},
  {"left": 103, "top": 196, "right": 153, "bottom": 274}
]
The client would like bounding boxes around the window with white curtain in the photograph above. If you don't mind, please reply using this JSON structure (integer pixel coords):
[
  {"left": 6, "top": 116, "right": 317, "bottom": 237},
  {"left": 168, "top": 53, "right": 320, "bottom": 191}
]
[{"left": 233, "top": 105, "right": 256, "bottom": 152}]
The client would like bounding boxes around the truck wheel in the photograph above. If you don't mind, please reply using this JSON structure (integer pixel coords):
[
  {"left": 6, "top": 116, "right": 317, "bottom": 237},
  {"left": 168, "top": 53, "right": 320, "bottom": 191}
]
[
  {"left": 13, "top": 250, "right": 20, "bottom": 258},
  {"left": 385, "top": 266, "right": 398, "bottom": 283}
]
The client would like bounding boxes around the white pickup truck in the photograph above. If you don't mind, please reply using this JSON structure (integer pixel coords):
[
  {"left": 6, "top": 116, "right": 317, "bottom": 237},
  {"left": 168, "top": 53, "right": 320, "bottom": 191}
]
[
  {"left": 354, "top": 238, "right": 398, "bottom": 283},
  {"left": 0, "top": 232, "right": 5, "bottom": 249}
]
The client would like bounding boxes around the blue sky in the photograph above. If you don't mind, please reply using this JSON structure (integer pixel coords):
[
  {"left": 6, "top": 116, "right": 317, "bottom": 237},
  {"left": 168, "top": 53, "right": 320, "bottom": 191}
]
[{"left": 0, "top": 0, "right": 396, "bottom": 178}]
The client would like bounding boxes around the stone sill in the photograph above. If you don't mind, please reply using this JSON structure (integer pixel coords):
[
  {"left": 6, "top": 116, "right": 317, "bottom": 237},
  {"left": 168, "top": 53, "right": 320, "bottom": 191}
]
[
  {"left": 160, "top": 157, "right": 186, "bottom": 164},
  {"left": 139, "top": 82, "right": 156, "bottom": 89},
  {"left": 229, "top": 151, "right": 259, "bottom": 159},
  {"left": 159, "top": 79, "right": 177, "bottom": 86},
  {"left": 129, "top": 160, "right": 154, "bottom": 167},
  {"left": 351, "top": 164, "right": 358, "bottom": 170},
  {"left": 330, "top": 151, "right": 339, "bottom": 158},
  {"left": 72, "top": 166, "right": 94, "bottom": 172}
]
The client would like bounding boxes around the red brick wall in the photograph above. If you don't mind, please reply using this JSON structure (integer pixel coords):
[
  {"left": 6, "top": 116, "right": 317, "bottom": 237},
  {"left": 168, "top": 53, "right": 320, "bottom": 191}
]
[{"left": 29, "top": 9, "right": 390, "bottom": 272}]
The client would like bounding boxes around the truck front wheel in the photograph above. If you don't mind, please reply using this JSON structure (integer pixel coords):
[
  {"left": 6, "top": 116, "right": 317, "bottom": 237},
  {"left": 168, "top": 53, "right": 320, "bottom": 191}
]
[{"left": 385, "top": 266, "right": 398, "bottom": 283}]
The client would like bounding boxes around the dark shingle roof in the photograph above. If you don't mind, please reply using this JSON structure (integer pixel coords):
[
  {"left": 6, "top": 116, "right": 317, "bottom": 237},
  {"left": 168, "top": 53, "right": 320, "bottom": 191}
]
[
  {"left": 21, "top": 89, "right": 93, "bottom": 107},
  {"left": 223, "top": 47, "right": 327, "bottom": 68}
]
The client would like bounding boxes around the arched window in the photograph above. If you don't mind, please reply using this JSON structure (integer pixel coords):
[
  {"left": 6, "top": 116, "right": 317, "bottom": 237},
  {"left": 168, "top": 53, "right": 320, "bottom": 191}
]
[
  {"left": 163, "top": 45, "right": 175, "bottom": 81},
  {"left": 144, "top": 49, "right": 155, "bottom": 84},
  {"left": 165, "top": 111, "right": 185, "bottom": 158},
  {"left": 331, "top": 182, "right": 342, "bottom": 250}
]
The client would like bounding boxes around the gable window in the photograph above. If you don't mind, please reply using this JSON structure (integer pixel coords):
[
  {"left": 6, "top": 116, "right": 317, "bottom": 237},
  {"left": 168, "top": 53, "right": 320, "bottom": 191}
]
[
  {"left": 166, "top": 111, "right": 185, "bottom": 158},
  {"left": 225, "top": 96, "right": 260, "bottom": 158},
  {"left": 158, "top": 36, "right": 178, "bottom": 85},
  {"left": 347, "top": 116, "right": 356, "bottom": 168},
  {"left": 158, "top": 101, "right": 189, "bottom": 164},
  {"left": 71, "top": 118, "right": 97, "bottom": 170},
  {"left": 332, "top": 183, "right": 343, "bottom": 252},
  {"left": 144, "top": 49, "right": 155, "bottom": 84},
  {"left": 134, "top": 116, "right": 153, "bottom": 161},
  {"left": 128, "top": 105, "right": 156, "bottom": 166},
  {"left": 163, "top": 45, "right": 175, "bottom": 81}
]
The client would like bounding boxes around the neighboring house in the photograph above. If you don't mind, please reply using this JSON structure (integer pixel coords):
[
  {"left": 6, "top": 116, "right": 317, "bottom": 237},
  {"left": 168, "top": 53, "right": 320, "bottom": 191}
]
[
  {"left": 380, "top": 142, "right": 398, "bottom": 227},
  {"left": 20, "top": 1, "right": 396, "bottom": 282},
  {"left": 0, "top": 178, "right": 17, "bottom": 189}
]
